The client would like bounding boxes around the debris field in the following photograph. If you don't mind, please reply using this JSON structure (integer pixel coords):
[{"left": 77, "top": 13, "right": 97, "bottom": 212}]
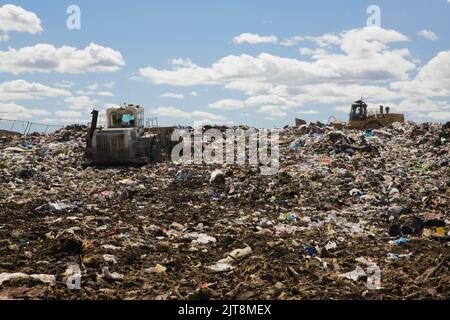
[{"left": 0, "top": 122, "right": 449, "bottom": 300}]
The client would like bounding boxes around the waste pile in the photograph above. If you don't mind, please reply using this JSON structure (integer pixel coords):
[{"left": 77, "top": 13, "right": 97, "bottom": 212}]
[{"left": 0, "top": 122, "right": 449, "bottom": 300}]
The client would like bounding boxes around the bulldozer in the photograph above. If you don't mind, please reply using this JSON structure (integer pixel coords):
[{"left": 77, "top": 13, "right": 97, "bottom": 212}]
[
  {"left": 85, "top": 104, "right": 176, "bottom": 165},
  {"left": 348, "top": 99, "right": 404, "bottom": 130}
]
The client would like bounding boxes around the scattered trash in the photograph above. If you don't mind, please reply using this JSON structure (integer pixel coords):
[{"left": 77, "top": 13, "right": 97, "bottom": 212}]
[
  {"left": 389, "top": 217, "right": 424, "bottom": 236},
  {"left": 290, "top": 139, "right": 305, "bottom": 151},
  {"left": 101, "top": 267, "right": 124, "bottom": 281},
  {"left": 207, "top": 262, "right": 234, "bottom": 273},
  {"left": 411, "top": 164, "right": 428, "bottom": 173},
  {"left": 339, "top": 266, "right": 366, "bottom": 281},
  {"left": 424, "top": 227, "right": 447, "bottom": 237},
  {"left": 388, "top": 224, "right": 401, "bottom": 237},
  {"left": 212, "top": 192, "right": 221, "bottom": 200},
  {"left": 401, "top": 217, "right": 424, "bottom": 235},
  {"left": 146, "top": 264, "right": 167, "bottom": 273},
  {"left": 304, "top": 246, "right": 318, "bottom": 256},
  {"left": 355, "top": 257, "right": 376, "bottom": 266},
  {"left": 19, "top": 141, "right": 33, "bottom": 150},
  {"left": 424, "top": 219, "right": 446, "bottom": 228},
  {"left": 210, "top": 169, "right": 225, "bottom": 184},
  {"left": 103, "top": 254, "right": 118, "bottom": 264},
  {"left": 36, "top": 202, "right": 78, "bottom": 212},
  {"left": 394, "top": 237, "right": 410, "bottom": 246},
  {"left": 325, "top": 241, "right": 337, "bottom": 250},
  {"left": 280, "top": 212, "right": 297, "bottom": 223},
  {"left": 185, "top": 233, "right": 217, "bottom": 244},
  {"left": 388, "top": 253, "right": 412, "bottom": 260},
  {"left": 349, "top": 188, "right": 362, "bottom": 197},
  {"left": 207, "top": 246, "right": 252, "bottom": 273},
  {"left": 226, "top": 246, "right": 252, "bottom": 260},
  {"left": 0, "top": 272, "right": 55, "bottom": 286},
  {"left": 30, "top": 274, "right": 56, "bottom": 284}
]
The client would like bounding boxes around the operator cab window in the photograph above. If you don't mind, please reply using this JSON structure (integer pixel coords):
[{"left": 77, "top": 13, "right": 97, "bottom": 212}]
[{"left": 111, "top": 113, "right": 136, "bottom": 127}]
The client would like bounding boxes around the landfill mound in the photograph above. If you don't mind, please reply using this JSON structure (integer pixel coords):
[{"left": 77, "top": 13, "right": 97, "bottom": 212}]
[{"left": 0, "top": 122, "right": 449, "bottom": 300}]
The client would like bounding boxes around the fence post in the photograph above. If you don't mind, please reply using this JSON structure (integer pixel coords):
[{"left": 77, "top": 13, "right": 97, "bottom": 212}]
[
  {"left": 10, "top": 120, "right": 16, "bottom": 131},
  {"left": 24, "top": 121, "right": 31, "bottom": 136},
  {"left": 45, "top": 125, "right": 49, "bottom": 134}
]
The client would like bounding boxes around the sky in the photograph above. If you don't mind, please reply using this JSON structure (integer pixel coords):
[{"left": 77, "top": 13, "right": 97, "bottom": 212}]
[{"left": 0, "top": 0, "right": 449, "bottom": 128}]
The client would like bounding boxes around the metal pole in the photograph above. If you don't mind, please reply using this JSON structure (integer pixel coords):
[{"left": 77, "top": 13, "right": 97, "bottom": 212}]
[
  {"left": 23, "top": 122, "right": 27, "bottom": 135},
  {"left": 24, "top": 121, "right": 31, "bottom": 135},
  {"left": 10, "top": 120, "right": 16, "bottom": 131},
  {"left": 45, "top": 125, "right": 49, "bottom": 134}
]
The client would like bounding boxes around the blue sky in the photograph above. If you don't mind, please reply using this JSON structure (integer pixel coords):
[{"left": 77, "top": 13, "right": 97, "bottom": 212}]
[{"left": 0, "top": 0, "right": 449, "bottom": 127}]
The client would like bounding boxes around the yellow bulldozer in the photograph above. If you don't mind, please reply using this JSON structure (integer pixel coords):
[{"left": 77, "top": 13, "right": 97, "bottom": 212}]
[{"left": 348, "top": 99, "right": 405, "bottom": 130}]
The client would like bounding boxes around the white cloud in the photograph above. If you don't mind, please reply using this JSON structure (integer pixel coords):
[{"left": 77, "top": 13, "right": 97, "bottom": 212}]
[
  {"left": 299, "top": 47, "right": 328, "bottom": 57},
  {"left": 0, "top": 4, "right": 43, "bottom": 35},
  {"left": 0, "top": 79, "right": 71, "bottom": 100},
  {"left": 97, "top": 91, "right": 114, "bottom": 97},
  {"left": 75, "top": 82, "right": 116, "bottom": 97},
  {"left": 0, "top": 33, "right": 10, "bottom": 42},
  {"left": 169, "top": 58, "right": 197, "bottom": 68},
  {"left": 224, "top": 81, "right": 272, "bottom": 96},
  {"left": 150, "top": 106, "right": 226, "bottom": 122},
  {"left": 190, "top": 91, "right": 198, "bottom": 97},
  {"left": 0, "top": 102, "right": 49, "bottom": 120},
  {"left": 0, "top": 43, "right": 125, "bottom": 74},
  {"left": 334, "top": 106, "right": 350, "bottom": 113},
  {"left": 55, "top": 110, "right": 83, "bottom": 118},
  {"left": 209, "top": 95, "right": 299, "bottom": 112},
  {"left": 104, "top": 81, "right": 116, "bottom": 89},
  {"left": 417, "top": 30, "right": 439, "bottom": 41},
  {"left": 54, "top": 80, "right": 74, "bottom": 89},
  {"left": 281, "top": 33, "right": 342, "bottom": 47},
  {"left": 86, "top": 82, "right": 99, "bottom": 91},
  {"left": 139, "top": 27, "right": 414, "bottom": 88},
  {"left": 209, "top": 99, "right": 246, "bottom": 110},
  {"left": 380, "top": 97, "right": 448, "bottom": 113},
  {"left": 40, "top": 117, "right": 86, "bottom": 124},
  {"left": 297, "top": 110, "right": 320, "bottom": 115},
  {"left": 280, "top": 36, "right": 306, "bottom": 47},
  {"left": 160, "top": 92, "right": 185, "bottom": 99},
  {"left": 258, "top": 105, "right": 287, "bottom": 118},
  {"left": 391, "top": 51, "right": 450, "bottom": 97},
  {"left": 65, "top": 95, "right": 99, "bottom": 110},
  {"left": 427, "top": 111, "right": 450, "bottom": 121},
  {"left": 233, "top": 33, "right": 279, "bottom": 45},
  {"left": 245, "top": 94, "right": 299, "bottom": 107}
]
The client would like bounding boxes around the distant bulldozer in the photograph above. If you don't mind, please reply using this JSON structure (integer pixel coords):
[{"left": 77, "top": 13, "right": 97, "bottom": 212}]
[
  {"left": 348, "top": 99, "right": 404, "bottom": 130},
  {"left": 295, "top": 118, "right": 307, "bottom": 127},
  {"left": 85, "top": 104, "right": 177, "bottom": 165}
]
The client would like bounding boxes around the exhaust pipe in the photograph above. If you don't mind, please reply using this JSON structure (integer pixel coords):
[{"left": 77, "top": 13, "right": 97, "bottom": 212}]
[{"left": 87, "top": 109, "right": 99, "bottom": 147}]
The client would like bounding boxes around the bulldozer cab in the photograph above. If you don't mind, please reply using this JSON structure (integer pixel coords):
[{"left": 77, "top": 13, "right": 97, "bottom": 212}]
[
  {"left": 350, "top": 100, "right": 368, "bottom": 120},
  {"left": 107, "top": 104, "right": 144, "bottom": 129}
]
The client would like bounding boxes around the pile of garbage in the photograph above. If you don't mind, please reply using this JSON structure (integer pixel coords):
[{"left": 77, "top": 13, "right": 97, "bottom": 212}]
[{"left": 0, "top": 122, "right": 448, "bottom": 300}]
